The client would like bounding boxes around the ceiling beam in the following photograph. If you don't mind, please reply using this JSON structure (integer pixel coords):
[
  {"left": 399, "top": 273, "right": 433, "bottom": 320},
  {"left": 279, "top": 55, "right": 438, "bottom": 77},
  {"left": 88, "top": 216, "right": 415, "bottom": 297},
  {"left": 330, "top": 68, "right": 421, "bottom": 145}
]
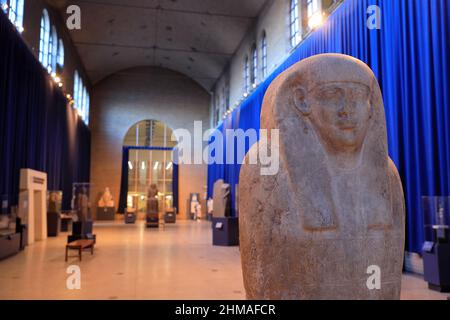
[
  {"left": 73, "top": 0, "right": 258, "bottom": 20},
  {"left": 74, "top": 41, "right": 234, "bottom": 56}
]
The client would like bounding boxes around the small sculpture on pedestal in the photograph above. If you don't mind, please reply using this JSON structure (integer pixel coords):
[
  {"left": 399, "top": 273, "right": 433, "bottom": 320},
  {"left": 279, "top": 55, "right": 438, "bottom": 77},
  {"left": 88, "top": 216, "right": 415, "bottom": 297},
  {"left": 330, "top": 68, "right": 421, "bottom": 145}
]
[
  {"left": 47, "top": 191, "right": 62, "bottom": 237},
  {"left": 212, "top": 180, "right": 231, "bottom": 218},
  {"left": 98, "top": 187, "right": 114, "bottom": 207},
  {"left": 97, "top": 187, "right": 115, "bottom": 220},
  {"left": 146, "top": 184, "right": 159, "bottom": 228}
]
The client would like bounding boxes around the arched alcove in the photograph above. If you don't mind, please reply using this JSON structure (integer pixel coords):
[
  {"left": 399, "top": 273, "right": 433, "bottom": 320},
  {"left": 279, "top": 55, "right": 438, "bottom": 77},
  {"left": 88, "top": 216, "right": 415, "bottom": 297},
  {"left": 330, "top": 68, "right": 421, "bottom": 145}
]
[{"left": 119, "top": 119, "right": 178, "bottom": 216}]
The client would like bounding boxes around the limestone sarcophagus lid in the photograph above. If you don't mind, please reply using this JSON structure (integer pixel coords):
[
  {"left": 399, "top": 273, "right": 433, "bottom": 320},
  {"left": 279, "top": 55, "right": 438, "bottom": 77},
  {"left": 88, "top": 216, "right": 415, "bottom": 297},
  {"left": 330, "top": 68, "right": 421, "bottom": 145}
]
[{"left": 239, "top": 54, "right": 405, "bottom": 300}]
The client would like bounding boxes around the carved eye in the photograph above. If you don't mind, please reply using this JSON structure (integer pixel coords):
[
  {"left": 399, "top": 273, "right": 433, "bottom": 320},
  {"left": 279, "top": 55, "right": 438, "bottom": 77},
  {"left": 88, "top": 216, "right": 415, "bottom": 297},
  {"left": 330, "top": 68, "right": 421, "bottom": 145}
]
[
  {"left": 352, "top": 87, "right": 369, "bottom": 100},
  {"left": 319, "top": 87, "right": 343, "bottom": 100}
]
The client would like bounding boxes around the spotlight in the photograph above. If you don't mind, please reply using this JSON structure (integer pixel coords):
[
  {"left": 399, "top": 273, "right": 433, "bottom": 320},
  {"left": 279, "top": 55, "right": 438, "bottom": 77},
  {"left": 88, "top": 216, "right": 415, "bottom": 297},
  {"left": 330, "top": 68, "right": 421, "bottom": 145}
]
[
  {"left": 141, "top": 161, "right": 146, "bottom": 170},
  {"left": 54, "top": 76, "right": 61, "bottom": 83},
  {"left": 166, "top": 162, "right": 173, "bottom": 170},
  {"left": 58, "top": 82, "right": 63, "bottom": 87},
  {"left": 128, "top": 161, "right": 133, "bottom": 170},
  {"left": 252, "top": 83, "right": 257, "bottom": 89},
  {"left": 153, "top": 161, "right": 159, "bottom": 170}
]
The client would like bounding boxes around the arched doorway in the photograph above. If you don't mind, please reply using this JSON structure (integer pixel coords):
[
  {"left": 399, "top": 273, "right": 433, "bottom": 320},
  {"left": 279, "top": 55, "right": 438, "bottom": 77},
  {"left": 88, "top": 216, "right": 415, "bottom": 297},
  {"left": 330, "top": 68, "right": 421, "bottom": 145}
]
[{"left": 118, "top": 120, "right": 178, "bottom": 217}]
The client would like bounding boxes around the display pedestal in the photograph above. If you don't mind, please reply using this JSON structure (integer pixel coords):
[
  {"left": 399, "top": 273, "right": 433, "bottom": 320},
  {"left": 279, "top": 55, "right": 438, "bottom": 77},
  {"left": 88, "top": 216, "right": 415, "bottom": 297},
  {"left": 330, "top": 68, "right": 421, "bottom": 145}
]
[
  {"left": 97, "top": 207, "right": 115, "bottom": 220},
  {"left": 164, "top": 211, "right": 176, "bottom": 224},
  {"left": 16, "top": 218, "right": 27, "bottom": 250},
  {"left": 423, "top": 242, "right": 450, "bottom": 292},
  {"left": 212, "top": 217, "right": 239, "bottom": 246},
  {"left": 47, "top": 212, "right": 61, "bottom": 237},
  {"left": 68, "top": 221, "right": 96, "bottom": 244},
  {"left": 146, "top": 214, "right": 159, "bottom": 228},
  {"left": 125, "top": 211, "right": 136, "bottom": 224}
]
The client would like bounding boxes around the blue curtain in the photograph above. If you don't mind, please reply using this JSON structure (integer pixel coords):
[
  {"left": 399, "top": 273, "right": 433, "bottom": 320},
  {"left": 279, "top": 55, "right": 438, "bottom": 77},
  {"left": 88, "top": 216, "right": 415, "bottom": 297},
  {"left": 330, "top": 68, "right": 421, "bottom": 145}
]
[
  {"left": 118, "top": 146, "right": 178, "bottom": 213},
  {"left": 0, "top": 12, "right": 90, "bottom": 210},
  {"left": 207, "top": 0, "right": 450, "bottom": 254}
]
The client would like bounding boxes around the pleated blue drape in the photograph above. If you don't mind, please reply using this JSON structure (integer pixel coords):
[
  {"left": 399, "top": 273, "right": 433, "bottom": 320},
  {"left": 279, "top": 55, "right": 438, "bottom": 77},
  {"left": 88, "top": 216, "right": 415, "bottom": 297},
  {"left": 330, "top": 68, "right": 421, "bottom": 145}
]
[
  {"left": 0, "top": 12, "right": 91, "bottom": 210},
  {"left": 207, "top": 0, "right": 450, "bottom": 254}
]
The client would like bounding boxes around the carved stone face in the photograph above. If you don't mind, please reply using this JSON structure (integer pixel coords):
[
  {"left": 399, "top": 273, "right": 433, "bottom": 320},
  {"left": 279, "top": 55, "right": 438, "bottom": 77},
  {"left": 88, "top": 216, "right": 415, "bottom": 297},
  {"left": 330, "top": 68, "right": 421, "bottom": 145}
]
[{"left": 307, "top": 82, "right": 372, "bottom": 152}]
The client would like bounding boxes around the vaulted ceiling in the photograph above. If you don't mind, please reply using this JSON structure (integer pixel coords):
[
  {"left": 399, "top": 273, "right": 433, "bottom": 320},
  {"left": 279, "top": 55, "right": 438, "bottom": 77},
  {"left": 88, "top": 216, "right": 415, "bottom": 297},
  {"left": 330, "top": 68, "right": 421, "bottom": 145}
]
[{"left": 49, "top": 0, "right": 269, "bottom": 90}]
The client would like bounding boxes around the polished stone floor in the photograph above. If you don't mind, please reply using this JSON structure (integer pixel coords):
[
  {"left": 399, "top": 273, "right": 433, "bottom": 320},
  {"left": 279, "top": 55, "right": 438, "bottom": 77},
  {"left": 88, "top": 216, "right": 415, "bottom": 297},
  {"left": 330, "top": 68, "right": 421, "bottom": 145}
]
[{"left": 0, "top": 220, "right": 448, "bottom": 300}]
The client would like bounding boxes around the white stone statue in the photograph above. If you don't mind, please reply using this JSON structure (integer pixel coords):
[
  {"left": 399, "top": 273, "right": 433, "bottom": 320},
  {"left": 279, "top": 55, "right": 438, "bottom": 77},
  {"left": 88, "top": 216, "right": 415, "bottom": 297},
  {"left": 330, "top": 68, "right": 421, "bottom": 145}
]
[
  {"left": 239, "top": 54, "right": 405, "bottom": 300},
  {"left": 98, "top": 187, "right": 114, "bottom": 208}
]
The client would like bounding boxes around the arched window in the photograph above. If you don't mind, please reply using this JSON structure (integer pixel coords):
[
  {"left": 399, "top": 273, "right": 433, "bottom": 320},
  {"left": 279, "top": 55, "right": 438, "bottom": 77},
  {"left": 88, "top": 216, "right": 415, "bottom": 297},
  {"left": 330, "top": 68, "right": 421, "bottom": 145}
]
[
  {"left": 251, "top": 44, "right": 258, "bottom": 87},
  {"left": 57, "top": 39, "right": 64, "bottom": 67},
  {"left": 73, "top": 71, "right": 89, "bottom": 124},
  {"left": 307, "top": 0, "right": 323, "bottom": 29},
  {"left": 78, "top": 77, "right": 84, "bottom": 117},
  {"left": 39, "top": 9, "right": 51, "bottom": 70},
  {"left": 289, "top": 0, "right": 300, "bottom": 48},
  {"left": 1, "top": 0, "right": 24, "bottom": 32},
  {"left": 261, "top": 31, "right": 268, "bottom": 78},
  {"left": 49, "top": 26, "right": 58, "bottom": 72},
  {"left": 85, "top": 92, "right": 90, "bottom": 125},
  {"left": 243, "top": 55, "right": 249, "bottom": 94},
  {"left": 73, "top": 71, "right": 80, "bottom": 110}
]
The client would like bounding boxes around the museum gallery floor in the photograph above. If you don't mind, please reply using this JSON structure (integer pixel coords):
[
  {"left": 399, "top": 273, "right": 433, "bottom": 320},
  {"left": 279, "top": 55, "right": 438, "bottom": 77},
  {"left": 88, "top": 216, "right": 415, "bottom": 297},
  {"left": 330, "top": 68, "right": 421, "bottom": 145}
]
[{"left": 0, "top": 220, "right": 446, "bottom": 300}]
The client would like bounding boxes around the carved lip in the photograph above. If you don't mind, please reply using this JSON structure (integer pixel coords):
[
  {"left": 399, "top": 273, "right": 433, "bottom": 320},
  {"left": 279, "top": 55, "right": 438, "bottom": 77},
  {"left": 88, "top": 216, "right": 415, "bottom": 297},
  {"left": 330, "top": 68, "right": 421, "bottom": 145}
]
[{"left": 337, "top": 123, "right": 358, "bottom": 130}]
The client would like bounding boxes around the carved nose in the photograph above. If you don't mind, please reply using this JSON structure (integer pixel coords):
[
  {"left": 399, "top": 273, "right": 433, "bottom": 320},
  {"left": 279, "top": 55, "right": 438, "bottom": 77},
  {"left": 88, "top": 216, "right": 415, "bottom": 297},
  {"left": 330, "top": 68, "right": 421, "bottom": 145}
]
[
  {"left": 338, "top": 99, "right": 356, "bottom": 117},
  {"left": 338, "top": 109, "right": 349, "bottom": 117}
]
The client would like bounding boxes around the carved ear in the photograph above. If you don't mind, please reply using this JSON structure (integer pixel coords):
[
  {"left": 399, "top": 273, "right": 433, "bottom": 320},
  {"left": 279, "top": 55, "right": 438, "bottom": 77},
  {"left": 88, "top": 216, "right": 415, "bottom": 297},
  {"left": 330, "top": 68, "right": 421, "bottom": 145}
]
[{"left": 293, "top": 86, "right": 310, "bottom": 116}]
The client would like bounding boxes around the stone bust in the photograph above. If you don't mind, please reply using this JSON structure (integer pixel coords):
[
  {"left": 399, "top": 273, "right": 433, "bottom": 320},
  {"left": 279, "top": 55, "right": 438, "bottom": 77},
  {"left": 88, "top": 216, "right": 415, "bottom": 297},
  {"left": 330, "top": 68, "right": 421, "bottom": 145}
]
[{"left": 239, "top": 54, "right": 405, "bottom": 300}]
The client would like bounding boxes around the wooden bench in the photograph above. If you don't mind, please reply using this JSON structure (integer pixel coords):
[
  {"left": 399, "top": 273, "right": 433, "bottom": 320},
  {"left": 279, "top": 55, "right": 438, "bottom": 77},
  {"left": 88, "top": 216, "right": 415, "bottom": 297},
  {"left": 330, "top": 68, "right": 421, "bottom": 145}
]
[{"left": 65, "top": 239, "right": 95, "bottom": 262}]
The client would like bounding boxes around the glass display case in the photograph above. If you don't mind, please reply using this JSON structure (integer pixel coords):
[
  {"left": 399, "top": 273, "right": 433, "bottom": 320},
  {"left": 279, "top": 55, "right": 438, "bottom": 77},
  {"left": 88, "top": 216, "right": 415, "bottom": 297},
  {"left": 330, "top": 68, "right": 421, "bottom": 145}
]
[
  {"left": 422, "top": 196, "right": 450, "bottom": 243},
  {"left": 422, "top": 196, "right": 450, "bottom": 292}
]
